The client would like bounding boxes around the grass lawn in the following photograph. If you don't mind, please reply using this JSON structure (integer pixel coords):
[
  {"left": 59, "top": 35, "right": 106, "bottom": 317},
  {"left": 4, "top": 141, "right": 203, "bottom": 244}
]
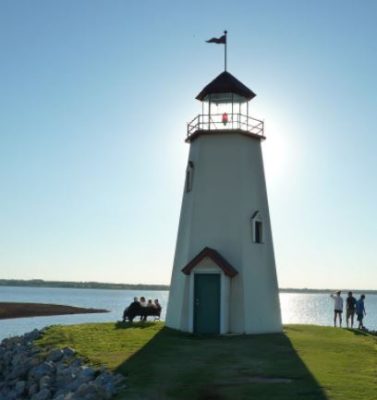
[{"left": 36, "top": 323, "right": 377, "bottom": 400}]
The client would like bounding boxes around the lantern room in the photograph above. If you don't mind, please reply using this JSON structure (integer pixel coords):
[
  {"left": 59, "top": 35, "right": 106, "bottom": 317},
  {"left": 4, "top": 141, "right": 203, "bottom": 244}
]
[{"left": 187, "top": 71, "right": 264, "bottom": 140}]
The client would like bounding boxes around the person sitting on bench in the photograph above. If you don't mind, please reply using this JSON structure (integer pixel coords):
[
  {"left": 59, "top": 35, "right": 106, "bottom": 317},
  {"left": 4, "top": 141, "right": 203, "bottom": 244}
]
[
  {"left": 154, "top": 299, "right": 161, "bottom": 315},
  {"left": 122, "top": 297, "right": 162, "bottom": 322},
  {"left": 122, "top": 297, "right": 140, "bottom": 322}
]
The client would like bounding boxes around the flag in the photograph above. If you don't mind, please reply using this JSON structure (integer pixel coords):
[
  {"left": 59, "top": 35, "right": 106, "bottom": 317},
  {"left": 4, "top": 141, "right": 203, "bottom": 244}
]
[{"left": 206, "top": 34, "right": 226, "bottom": 44}]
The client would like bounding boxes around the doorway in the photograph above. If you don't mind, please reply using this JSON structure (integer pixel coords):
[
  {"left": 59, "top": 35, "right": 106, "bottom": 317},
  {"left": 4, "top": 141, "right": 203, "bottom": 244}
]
[{"left": 193, "top": 274, "right": 220, "bottom": 334}]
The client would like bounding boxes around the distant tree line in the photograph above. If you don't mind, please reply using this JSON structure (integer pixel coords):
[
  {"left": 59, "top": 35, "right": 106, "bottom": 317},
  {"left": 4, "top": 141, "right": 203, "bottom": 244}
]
[
  {"left": 0, "top": 279, "right": 375, "bottom": 294},
  {"left": 0, "top": 279, "right": 169, "bottom": 291},
  {"left": 280, "top": 288, "right": 377, "bottom": 294}
]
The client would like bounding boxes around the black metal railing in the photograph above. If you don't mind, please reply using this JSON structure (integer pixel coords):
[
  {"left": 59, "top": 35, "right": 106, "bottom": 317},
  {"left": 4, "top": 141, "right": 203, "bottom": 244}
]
[{"left": 187, "top": 113, "right": 264, "bottom": 138}]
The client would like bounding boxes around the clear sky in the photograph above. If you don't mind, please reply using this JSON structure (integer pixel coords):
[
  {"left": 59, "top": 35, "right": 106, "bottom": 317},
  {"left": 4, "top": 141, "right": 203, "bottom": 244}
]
[{"left": 1, "top": 0, "right": 376, "bottom": 289}]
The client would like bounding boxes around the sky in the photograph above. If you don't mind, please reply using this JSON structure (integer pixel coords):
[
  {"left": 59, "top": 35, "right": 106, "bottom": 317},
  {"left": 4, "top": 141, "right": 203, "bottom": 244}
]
[{"left": 0, "top": 0, "right": 377, "bottom": 289}]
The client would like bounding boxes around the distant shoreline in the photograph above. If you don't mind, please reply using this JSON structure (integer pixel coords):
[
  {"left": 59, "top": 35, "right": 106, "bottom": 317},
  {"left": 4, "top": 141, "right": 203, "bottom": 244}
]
[
  {"left": 279, "top": 288, "right": 377, "bottom": 294},
  {"left": 0, "top": 279, "right": 169, "bottom": 291},
  {"left": 0, "top": 302, "right": 108, "bottom": 320},
  {"left": 0, "top": 279, "right": 376, "bottom": 294}
]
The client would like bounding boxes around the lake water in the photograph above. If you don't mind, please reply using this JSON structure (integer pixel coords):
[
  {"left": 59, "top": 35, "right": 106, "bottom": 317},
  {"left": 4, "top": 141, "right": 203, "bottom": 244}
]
[{"left": 1, "top": 286, "right": 376, "bottom": 340}]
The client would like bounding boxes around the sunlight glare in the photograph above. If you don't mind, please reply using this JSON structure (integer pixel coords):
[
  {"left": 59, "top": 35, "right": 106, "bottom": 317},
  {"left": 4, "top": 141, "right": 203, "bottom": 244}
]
[{"left": 262, "top": 116, "right": 291, "bottom": 183}]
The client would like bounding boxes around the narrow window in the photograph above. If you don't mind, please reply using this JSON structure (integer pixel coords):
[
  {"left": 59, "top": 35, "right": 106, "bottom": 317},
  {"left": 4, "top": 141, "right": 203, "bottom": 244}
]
[
  {"left": 185, "top": 161, "right": 194, "bottom": 193},
  {"left": 251, "top": 211, "right": 264, "bottom": 244},
  {"left": 255, "top": 221, "right": 263, "bottom": 244}
]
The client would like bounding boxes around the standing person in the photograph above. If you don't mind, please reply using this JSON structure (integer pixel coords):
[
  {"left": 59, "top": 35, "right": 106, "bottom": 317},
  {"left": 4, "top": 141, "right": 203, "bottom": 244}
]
[
  {"left": 330, "top": 291, "right": 343, "bottom": 327},
  {"left": 355, "top": 294, "right": 366, "bottom": 330},
  {"left": 346, "top": 291, "right": 357, "bottom": 328}
]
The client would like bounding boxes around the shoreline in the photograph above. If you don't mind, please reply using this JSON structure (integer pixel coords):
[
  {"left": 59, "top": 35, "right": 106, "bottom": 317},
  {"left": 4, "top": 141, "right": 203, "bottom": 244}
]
[
  {"left": 0, "top": 302, "right": 109, "bottom": 320},
  {"left": 1, "top": 281, "right": 376, "bottom": 294}
]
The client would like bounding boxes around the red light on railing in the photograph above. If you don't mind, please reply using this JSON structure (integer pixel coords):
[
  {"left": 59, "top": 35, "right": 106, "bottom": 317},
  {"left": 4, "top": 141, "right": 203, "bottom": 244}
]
[{"left": 222, "top": 113, "right": 228, "bottom": 125}]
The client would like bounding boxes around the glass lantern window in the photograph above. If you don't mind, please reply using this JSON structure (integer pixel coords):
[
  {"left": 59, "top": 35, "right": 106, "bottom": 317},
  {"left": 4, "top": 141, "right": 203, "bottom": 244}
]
[{"left": 203, "top": 93, "right": 248, "bottom": 104}]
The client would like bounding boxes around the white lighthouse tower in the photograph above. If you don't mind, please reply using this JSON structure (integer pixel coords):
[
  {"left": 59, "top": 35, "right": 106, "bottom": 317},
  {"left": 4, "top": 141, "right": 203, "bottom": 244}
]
[{"left": 165, "top": 67, "right": 282, "bottom": 334}]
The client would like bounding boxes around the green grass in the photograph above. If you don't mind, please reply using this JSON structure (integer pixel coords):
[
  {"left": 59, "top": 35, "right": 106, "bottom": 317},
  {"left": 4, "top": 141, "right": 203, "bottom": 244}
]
[{"left": 36, "top": 323, "right": 377, "bottom": 400}]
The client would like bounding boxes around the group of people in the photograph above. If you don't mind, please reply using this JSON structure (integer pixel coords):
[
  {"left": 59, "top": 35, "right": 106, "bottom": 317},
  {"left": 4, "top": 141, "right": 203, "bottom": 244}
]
[
  {"left": 330, "top": 291, "right": 366, "bottom": 329},
  {"left": 122, "top": 296, "right": 162, "bottom": 323}
]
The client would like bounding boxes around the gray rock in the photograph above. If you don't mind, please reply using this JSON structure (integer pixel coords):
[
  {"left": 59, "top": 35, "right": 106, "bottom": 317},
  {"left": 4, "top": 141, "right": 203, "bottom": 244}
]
[
  {"left": 3, "top": 350, "right": 13, "bottom": 365},
  {"left": 40, "top": 374, "right": 53, "bottom": 389},
  {"left": 94, "top": 372, "right": 113, "bottom": 385},
  {"left": 11, "top": 349, "right": 27, "bottom": 366},
  {"left": 69, "top": 358, "right": 82, "bottom": 368},
  {"left": 70, "top": 365, "right": 81, "bottom": 378},
  {"left": 113, "top": 373, "right": 125, "bottom": 385},
  {"left": 78, "top": 366, "right": 95, "bottom": 383},
  {"left": 75, "top": 383, "right": 89, "bottom": 396},
  {"left": 0, "top": 328, "right": 126, "bottom": 400},
  {"left": 47, "top": 349, "right": 63, "bottom": 363},
  {"left": 31, "top": 388, "right": 52, "bottom": 400},
  {"left": 62, "top": 347, "right": 75, "bottom": 358},
  {"left": 55, "top": 362, "right": 68, "bottom": 374},
  {"left": 30, "top": 355, "right": 43, "bottom": 368},
  {"left": 14, "top": 380, "right": 26, "bottom": 396},
  {"left": 55, "top": 367, "right": 74, "bottom": 388},
  {"left": 28, "top": 382, "right": 39, "bottom": 397},
  {"left": 52, "top": 395, "right": 65, "bottom": 400},
  {"left": 74, "top": 382, "right": 107, "bottom": 400},
  {"left": 64, "top": 378, "right": 81, "bottom": 393},
  {"left": 9, "top": 361, "right": 29, "bottom": 380},
  {"left": 24, "top": 329, "right": 42, "bottom": 342},
  {"left": 30, "top": 361, "right": 56, "bottom": 380},
  {"left": 103, "top": 382, "right": 116, "bottom": 398},
  {"left": 1, "top": 390, "right": 18, "bottom": 400},
  {"left": 52, "top": 388, "right": 70, "bottom": 399}
]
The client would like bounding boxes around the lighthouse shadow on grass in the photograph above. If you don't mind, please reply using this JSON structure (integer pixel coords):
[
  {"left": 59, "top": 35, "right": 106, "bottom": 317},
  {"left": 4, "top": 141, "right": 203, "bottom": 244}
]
[{"left": 114, "top": 325, "right": 328, "bottom": 400}]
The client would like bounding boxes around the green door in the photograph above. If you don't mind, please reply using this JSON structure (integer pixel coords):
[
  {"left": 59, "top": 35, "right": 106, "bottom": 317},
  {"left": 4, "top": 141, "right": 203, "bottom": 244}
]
[{"left": 194, "top": 274, "right": 220, "bottom": 334}]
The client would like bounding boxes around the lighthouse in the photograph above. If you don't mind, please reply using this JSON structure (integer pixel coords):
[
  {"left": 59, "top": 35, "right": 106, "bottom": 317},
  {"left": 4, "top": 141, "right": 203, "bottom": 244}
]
[{"left": 165, "top": 66, "right": 282, "bottom": 335}]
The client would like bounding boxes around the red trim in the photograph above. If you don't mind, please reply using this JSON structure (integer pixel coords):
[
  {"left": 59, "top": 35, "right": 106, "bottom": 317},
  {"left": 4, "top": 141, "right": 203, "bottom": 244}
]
[{"left": 181, "top": 247, "right": 238, "bottom": 278}]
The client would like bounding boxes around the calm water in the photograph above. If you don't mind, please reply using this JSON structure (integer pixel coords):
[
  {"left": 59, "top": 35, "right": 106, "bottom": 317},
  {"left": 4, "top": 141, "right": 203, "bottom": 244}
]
[{"left": 0, "top": 287, "right": 376, "bottom": 340}]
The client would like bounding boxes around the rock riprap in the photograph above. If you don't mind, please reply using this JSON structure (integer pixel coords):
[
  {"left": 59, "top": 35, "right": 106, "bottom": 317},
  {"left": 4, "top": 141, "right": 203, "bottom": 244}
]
[{"left": 0, "top": 329, "right": 126, "bottom": 399}]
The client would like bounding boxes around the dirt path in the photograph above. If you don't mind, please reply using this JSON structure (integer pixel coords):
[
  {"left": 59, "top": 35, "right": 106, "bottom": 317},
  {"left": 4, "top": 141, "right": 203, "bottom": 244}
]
[{"left": 0, "top": 302, "right": 109, "bottom": 319}]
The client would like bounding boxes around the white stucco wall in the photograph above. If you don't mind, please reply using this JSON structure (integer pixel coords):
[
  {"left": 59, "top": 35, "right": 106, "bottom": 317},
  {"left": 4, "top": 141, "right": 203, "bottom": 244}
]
[{"left": 166, "top": 132, "right": 282, "bottom": 334}]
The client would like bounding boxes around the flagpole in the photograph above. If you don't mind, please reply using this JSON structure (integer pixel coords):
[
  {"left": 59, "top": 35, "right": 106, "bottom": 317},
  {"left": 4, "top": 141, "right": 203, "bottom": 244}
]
[{"left": 224, "top": 30, "right": 227, "bottom": 71}]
